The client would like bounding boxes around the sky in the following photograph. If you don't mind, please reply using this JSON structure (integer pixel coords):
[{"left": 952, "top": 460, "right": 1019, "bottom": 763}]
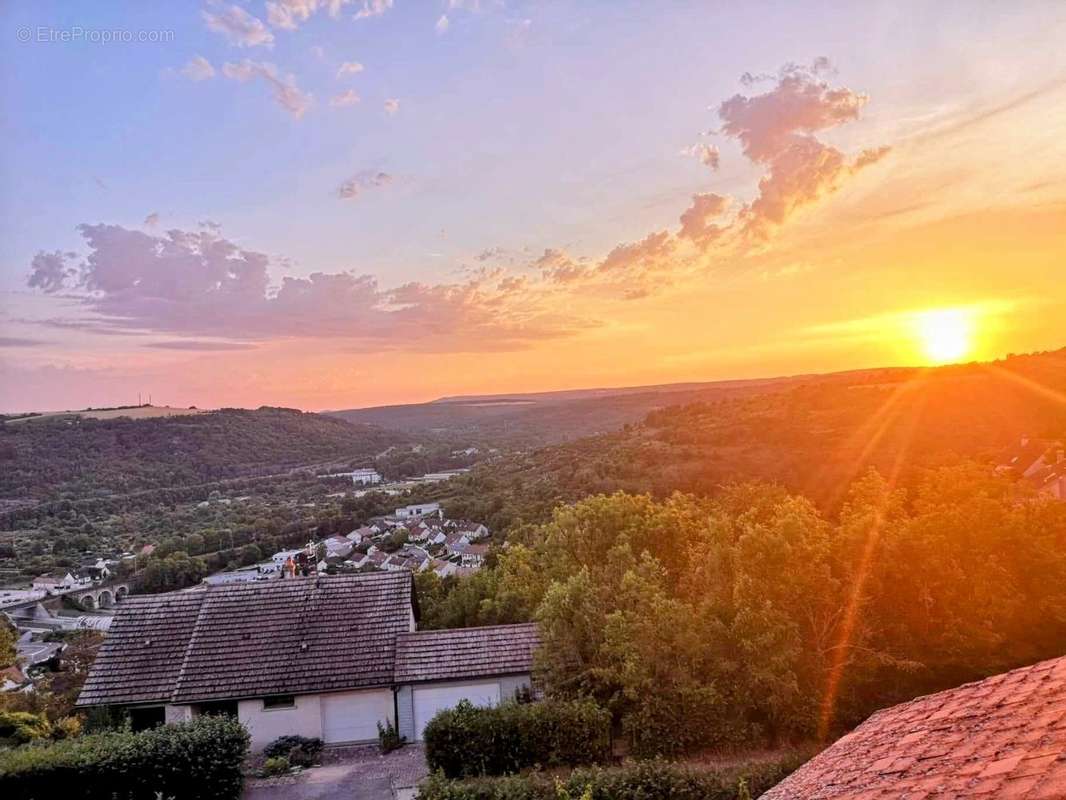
[{"left": 1, "top": 0, "right": 1065, "bottom": 413}]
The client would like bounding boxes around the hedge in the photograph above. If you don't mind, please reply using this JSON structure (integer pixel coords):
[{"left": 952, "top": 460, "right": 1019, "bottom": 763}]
[
  {"left": 423, "top": 700, "right": 611, "bottom": 779},
  {"left": 417, "top": 756, "right": 806, "bottom": 800},
  {"left": 0, "top": 715, "right": 250, "bottom": 800}
]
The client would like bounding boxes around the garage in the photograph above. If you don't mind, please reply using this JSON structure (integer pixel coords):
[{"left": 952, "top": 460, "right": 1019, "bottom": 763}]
[
  {"left": 321, "top": 689, "right": 394, "bottom": 744},
  {"left": 413, "top": 681, "right": 501, "bottom": 740}
]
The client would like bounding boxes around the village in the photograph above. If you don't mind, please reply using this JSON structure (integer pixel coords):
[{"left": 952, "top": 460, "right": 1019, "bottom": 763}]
[{"left": 204, "top": 500, "right": 491, "bottom": 586}]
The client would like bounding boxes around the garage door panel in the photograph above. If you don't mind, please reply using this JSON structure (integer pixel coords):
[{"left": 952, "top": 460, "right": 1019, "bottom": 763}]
[
  {"left": 414, "top": 681, "right": 501, "bottom": 740},
  {"left": 321, "top": 690, "right": 392, "bottom": 744}
]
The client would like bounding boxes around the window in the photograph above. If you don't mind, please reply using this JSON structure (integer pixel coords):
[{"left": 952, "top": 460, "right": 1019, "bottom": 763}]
[{"left": 263, "top": 695, "right": 295, "bottom": 710}]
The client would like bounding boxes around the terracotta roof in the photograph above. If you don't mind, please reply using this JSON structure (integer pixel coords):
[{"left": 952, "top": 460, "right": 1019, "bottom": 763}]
[
  {"left": 394, "top": 622, "right": 539, "bottom": 684},
  {"left": 78, "top": 573, "right": 415, "bottom": 707},
  {"left": 763, "top": 656, "right": 1066, "bottom": 800}
]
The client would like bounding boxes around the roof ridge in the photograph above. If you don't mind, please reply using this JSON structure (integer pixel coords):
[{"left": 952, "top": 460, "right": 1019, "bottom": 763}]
[
  {"left": 861, "top": 653, "right": 1066, "bottom": 724},
  {"left": 400, "top": 621, "right": 539, "bottom": 638},
  {"left": 169, "top": 591, "right": 211, "bottom": 702}
]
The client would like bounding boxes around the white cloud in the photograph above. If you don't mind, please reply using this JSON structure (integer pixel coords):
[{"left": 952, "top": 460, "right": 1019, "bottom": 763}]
[
  {"left": 330, "top": 89, "right": 360, "bottom": 108},
  {"left": 436, "top": 14, "right": 450, "bottom": 34},
  {"left": 222, "top": 60, "right": 312, "bottom": 119},
  {"left": 384, "top": 98, "right": 400, "bottom": 115},
  {"left": 181, "top": 55, "right": 216, "bottom": 81},
  {"left": 144, "top": 212, "right": 160, "bottom": 227},
  {"left": 337, "top": 61, "right": 364, "bottom": 78},
  {"left": 354, "top": 0, "right": 393, "bottom": 20},
  {"left": 203, "top": 5, "right": 274, "bottom": 48}
]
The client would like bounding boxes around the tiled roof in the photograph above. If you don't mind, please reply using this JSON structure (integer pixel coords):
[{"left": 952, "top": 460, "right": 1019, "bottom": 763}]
[
  {"left": 394, "top": 622, "right": 539, "bottom": 684},
  {"left": 78, "top": 573, "right": 415, "bottom": 707},
  {"left": 77, "top": 591, "right": 206, "bottom": 706},
  {"left": 763, "top": 656, "right": 1066, "bottom": 800}
]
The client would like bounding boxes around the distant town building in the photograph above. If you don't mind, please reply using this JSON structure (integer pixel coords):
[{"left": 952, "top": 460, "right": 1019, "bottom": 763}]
[
  {"left": 394, "top": 502, "right": 442, "bottom": 519},
  {"left": 320, "top": 468, "right": 383, "bottom": 486}
]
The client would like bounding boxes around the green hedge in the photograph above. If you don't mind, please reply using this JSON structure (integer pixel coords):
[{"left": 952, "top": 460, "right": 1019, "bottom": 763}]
[
  {"left": 417, "top": 756, "right": 805, "bottom": 800},
  {"left": 423, "top": 700, "right": 611, "bottom": 779},
  {"left": 0, "top": 715, "right": 249, "bottom": 800}
]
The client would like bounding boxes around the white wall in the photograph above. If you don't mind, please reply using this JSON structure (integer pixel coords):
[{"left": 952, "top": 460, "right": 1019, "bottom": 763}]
[{"left": 238, "top": 694, "right": 323, "bottom": 751}]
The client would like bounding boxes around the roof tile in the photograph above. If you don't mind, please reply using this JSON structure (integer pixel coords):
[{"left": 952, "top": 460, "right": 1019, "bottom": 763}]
[{"left": 762, "top": 655, "right": 1066, "bottom": 800}]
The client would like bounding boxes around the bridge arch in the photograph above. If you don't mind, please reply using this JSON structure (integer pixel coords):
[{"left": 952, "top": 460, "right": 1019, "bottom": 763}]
[
  {"left": 115, "top": 585, "right": 129, "bottom": 600},
  {"left": 98, "top": 590, "right": 114, "bottom": 608},
  {"left": 80, "top": 594, "right": 96, "bottom": 610}
]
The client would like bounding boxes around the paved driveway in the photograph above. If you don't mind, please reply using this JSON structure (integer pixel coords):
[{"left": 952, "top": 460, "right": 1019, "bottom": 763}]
[{"left": 244, "top": 744, "right": 428, "bottom": 800}]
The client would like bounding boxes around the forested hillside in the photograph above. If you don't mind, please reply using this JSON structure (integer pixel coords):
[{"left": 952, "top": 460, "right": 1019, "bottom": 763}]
[
  {"left": 0, "top": 407, "right": 407, "bottom": 504},
  {"left": 440, "top": 349, "right": 1066, "bottom": 530}
]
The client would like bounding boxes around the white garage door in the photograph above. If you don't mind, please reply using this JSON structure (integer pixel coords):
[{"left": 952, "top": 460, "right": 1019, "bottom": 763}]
[
  {"left": 321, "top": 690, "right": 393, "bottom": 744},
  {"left": 413, "top": 681, "right": 501, "bottom": 741}
]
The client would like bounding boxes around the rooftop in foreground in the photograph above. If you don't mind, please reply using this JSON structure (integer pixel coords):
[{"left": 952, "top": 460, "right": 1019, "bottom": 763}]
[{"left": 763, "top": 655, "right": 1066, "bottom": 799}]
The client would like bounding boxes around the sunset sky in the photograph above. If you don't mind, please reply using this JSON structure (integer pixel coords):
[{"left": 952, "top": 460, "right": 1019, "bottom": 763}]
[{"left": 1, "top": 1, "right": 1065, "bottom": 413}]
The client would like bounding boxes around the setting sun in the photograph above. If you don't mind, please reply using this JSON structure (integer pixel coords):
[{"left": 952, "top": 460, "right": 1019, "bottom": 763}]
[{"left": 914, "top": 309, "right": 975, "bottom": 365}]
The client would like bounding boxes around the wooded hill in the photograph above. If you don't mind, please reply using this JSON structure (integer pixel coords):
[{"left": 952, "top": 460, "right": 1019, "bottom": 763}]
[
  {"left": 439, "top": 348, "right": 1066, "bottom": 530},
  {"left": 0, "top": 407, "right": 408, "bottom": 505}
]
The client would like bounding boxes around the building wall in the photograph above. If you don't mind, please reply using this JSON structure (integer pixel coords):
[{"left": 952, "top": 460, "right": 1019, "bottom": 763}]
[{"left": 238, "top": 694, "right": 323, "bottom": 751}]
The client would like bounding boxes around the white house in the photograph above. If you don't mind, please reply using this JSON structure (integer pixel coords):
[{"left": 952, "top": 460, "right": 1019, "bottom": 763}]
[
  {"left": 394, "top": 502, "right": 441, "bottom": 519},
  {"left": 77, "top": 574, "right": 538, "bottom": 749},
  {"left": 324, "top": 537, "right": 353, "bottom": 559},
  {"left": 459, "top": 544, "right": 488, "bottom": 569},
  {"left": 31, "top": 573, "right": 79, "bottom": 592},
  {"left": 351, "top": 468, "right": 383, "bottom": 486}
]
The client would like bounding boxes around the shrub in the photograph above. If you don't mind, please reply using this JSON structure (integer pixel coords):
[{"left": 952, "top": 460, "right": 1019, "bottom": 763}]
[
  {"left": 378, "top": 718, "right": 405, "bottom": 754},
  {"left": 286, "top": 744, "right": 317, "bottom": 768},
  {"left": 263, "top": 756, "right": 290, "bottom": 776},
  {"left": 423, "top": 700, "right": 611, "bottom": 779},
  {"left": 0, "top": 711, "right": 52, "bottom": 745},
  {"left": 417, "top": 755, "right": 806, "bottom": 800},
  {"left": 51, "top": 716, "right": 82, "bottom": 741},
  {"left": 263, "top": 734, "right": 323, "bottom": 761},
  {"left": 0, "top": 714, "right": 249, "bottom": 800}
]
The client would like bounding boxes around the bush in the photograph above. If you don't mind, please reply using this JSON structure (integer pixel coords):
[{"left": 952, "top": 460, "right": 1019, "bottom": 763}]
[
  {"left": 423, "top": 700, "right": 611, "bottom": 779},
  {"left": 417, "top": 756, "right": 806, "bottom": 800},
  {"left": 378, "top": 718, "right": 405, "bottom": 754},
  {"left": 263, "top": 734, "right": 323, "bottom": 761},
  {"left": 263, "top": 756, "right": 290, "bottom": 776},
  {"left": 51, "top": 717, "right": 82, "bottom": 741},
  {"left": 0, "top": 712, "right": 52, "bottom": 745},
  {"left": 0, "top": 714, "right": 250, "bottom": 800},
  {"left": 286, "top": 744, "right": 317, "bottom": 768}
]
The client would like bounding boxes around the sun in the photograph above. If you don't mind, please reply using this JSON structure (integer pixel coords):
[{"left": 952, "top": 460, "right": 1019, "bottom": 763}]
[{"left": 913, "top": 309, "right": 974, "bottom": 365}]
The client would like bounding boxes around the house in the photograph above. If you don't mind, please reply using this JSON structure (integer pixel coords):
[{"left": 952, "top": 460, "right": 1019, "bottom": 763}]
[
  {"left": 762, "top": 655, "right": 1066, "bottom": 799},
  {"left": 996, "top": 436, "right": 1064, "bottom": 478},
  {"left": 1, "top": 665, "right": 29, "bottom": 692},
  {"left": 393, "top": 623, "right": 539, "bottom": 741},
  {"left": 452, "top": 521, "right": 489, "bottom": 541},
  {"left": 350, "top": 468, "right": 383, "bottom": 486},
  {"left": 324, "top": 536, "right": 353, "bottom": 559},
  {"left": 394, "top": 502, "right": 441, "bottom": 519},
  {"left": 31, "top": 572, "right": 79, "bottom": 592},
  {"left": 430, "top": 559, "right": 457, "bottom": 578},
  {"left": 444, "top": 533, "right": 471, "bottom": 556},
  {"left": 347, "top": 526, "right": 375, "bottom": 543},
  {"left": 458, "top": 543, "right": 488, "bottom": 569},
  {"left": 77, "top": 574, "right": 538, "bottom": 750},
  {"left": 1028, "top": 459, "right": 1066, "bottom": 500}
]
